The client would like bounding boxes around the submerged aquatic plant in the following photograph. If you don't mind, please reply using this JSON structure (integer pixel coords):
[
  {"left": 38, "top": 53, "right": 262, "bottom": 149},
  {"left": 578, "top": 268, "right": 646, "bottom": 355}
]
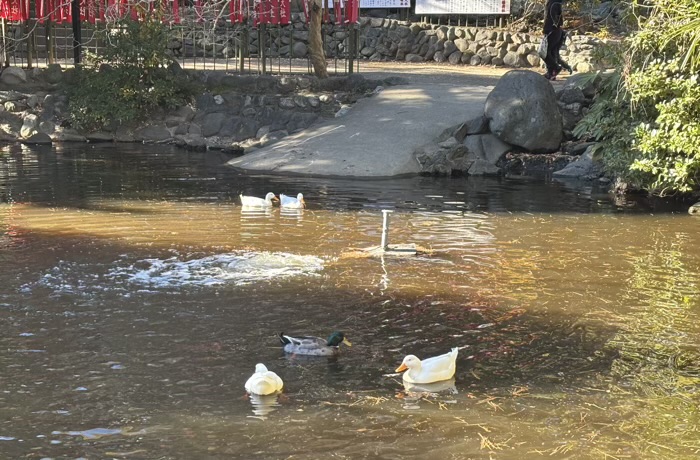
[{"left": 604, "top": 235, "right": 700, "bottom": 455}]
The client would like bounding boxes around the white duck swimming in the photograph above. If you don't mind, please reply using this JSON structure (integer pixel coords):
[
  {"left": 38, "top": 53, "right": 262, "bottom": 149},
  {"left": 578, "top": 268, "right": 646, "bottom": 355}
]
[
  {"left": 240, "top": 192, "right": 278, "bottom": 207},
  {"left": 280, "top": 193, "right": 306, "bottom": 209},
  {"left": 395, "top": 347, "right": 458, "bottom": 384},
  {"left": 244, "top": 363, "right": 284, "bottom": 395}
]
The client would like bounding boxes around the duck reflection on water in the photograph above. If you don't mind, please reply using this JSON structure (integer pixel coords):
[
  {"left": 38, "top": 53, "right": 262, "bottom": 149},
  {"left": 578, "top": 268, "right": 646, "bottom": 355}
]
[
  {"left": 403, "top": 378, "right": 457, "bottom": 395},
  {"left": 248, "top": 393, "right": 283, "bottom": 418}
]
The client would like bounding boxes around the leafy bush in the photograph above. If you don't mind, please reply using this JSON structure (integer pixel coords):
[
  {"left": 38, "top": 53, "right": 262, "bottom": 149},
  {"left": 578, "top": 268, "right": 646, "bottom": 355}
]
[
  {"left": 628, "top": 60, "right": 700, "bottom": 193},
  {"left": 573, "top": 70, "right": 648, "bottom": 188},
  {"left": 574, "top": 0, "right": 700, "bottom": 195},
  {"left": 67, "top": 18, "right": 194, "bottom": 131}
]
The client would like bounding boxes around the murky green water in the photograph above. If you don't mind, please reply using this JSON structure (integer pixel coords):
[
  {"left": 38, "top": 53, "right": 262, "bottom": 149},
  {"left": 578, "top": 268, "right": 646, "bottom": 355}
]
[{"left": 1, "top": 143, "right": 699, "bottom": 459}]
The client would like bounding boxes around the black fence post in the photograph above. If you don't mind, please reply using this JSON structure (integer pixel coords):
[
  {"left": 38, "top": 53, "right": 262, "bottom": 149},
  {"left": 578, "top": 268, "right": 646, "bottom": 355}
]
[
  {"left": 259, "top": 24, "right": 266, "bottom": 74},
  {"left": 71, "top": 0, "right": 81, "bottom": 64},
  {"left": 347, "top": 25, "right": 355, "bottom": 75}
]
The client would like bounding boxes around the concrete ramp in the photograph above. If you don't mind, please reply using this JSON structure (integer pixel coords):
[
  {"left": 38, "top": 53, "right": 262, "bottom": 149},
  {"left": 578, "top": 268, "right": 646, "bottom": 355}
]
[{"left": 227, "top": 82, "right": 492, "bottom": 177}]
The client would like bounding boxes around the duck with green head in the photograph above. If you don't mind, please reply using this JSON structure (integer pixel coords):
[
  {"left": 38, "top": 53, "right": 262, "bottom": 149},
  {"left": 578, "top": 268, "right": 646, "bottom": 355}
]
[{"left": 278, "top": 331, "right": 352, "bottom": 356}]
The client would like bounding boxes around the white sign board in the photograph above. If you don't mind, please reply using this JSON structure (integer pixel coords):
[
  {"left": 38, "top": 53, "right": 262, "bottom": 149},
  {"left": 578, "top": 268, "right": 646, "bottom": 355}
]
[
  {"left": 415, "top": 0, "right": 510, "bottom": 14},
  {"left": 361, "top": 0, "right": 410, "bottom": 7}
]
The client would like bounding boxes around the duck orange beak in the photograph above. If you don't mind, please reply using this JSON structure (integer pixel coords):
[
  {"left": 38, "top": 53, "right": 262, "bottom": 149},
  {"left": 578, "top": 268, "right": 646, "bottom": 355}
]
[
  {"left": 395, "top": 363, "right": 408, "bottom": 373},
  {"left": 272, "top": 196, "right": 279, "bottom": 202},
  {"left": 300, "top": 198, "right": 306, "bottom": 208}
]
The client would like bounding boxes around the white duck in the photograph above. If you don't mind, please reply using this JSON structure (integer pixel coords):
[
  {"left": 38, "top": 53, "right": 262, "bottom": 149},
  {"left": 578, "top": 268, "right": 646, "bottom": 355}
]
[
  {"left": 395, "top": 347, "right": 458, "bottom": 384},
  {"left": 280, "top": 193, "right": 306, "bottom": 209},
  {"left": 240, "top": 192, "right": 278, "bottom": 207},
  {"left": 244, "top": 363, "right": 284, "bottom": 395}
]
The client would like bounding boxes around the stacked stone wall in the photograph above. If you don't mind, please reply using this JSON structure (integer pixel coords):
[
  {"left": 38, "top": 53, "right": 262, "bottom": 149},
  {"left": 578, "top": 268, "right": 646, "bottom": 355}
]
[{"left": 169, "top": 15, "right": 605, "bottom": 73}]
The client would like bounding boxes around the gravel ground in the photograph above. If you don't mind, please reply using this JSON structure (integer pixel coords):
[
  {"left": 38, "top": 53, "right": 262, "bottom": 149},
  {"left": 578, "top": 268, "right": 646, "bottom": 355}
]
[
  {"left": 357, "top": 60, "right": 571, "bottom": 88},
  {"left": 173, "top": 57, "right": 565, "bottom": 88}
]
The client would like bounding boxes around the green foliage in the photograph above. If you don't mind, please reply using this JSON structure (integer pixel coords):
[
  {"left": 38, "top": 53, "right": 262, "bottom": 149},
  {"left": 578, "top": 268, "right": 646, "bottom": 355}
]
[
  {"left": 573, "top": 0, "right": 700, "bottom": 195},
  {"left": 67, "top": 18, "right": 194, "bottom": 131},
  {"left": 573, "top": 71, "right": 649, "bottom": 188},
  {"left": 629, "top": 0, "right": 700, "bottom": 72},
  {"left": 627, "top": 59, "right": 700, "bottom": 193}
]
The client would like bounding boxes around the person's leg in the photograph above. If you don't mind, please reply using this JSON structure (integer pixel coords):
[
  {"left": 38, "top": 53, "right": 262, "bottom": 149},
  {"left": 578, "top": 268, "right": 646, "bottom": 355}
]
[
  {"left": 555, "top": 30, "right": 573, "bottom": 74},
  {"left": 544, "top": 29, "right": 563, "bottom": 79}
]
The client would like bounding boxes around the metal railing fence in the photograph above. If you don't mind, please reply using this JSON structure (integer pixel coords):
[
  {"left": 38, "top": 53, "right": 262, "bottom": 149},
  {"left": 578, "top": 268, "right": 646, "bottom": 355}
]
[{"left": 0, "top": 10, "right": 362, "bottom": 74}]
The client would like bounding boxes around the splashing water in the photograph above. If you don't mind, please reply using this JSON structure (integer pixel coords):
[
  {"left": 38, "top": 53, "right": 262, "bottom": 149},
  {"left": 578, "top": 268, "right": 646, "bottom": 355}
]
[{"left": 106, "top": 252, "right": 325, "bottom": 287}]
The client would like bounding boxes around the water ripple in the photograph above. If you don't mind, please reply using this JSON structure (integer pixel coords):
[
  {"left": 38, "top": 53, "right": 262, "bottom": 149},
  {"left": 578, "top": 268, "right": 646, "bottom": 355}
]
[{"left": 105, "top": 252, "right": 325, "bottom": 287}]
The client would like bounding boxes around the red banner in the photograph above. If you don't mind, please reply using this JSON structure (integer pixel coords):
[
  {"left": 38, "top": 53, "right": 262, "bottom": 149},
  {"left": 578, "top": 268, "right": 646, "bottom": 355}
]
[
  {"left": 279, "top": 0, "right": 289, "bottom": 25},
  {"left": 345, "top": 0, "right": 358, "bottom": 24},
  {"left": 1, "top": 0, "right": 29, "bottom": 20},
  {"left": 332, "top": 0, "right": 341, "bottom": 24},
  {"left": 252, "top": 0, "right": 289, "bottom": 26},
  {"left": 2, "top": 0, "right": 297, "bottom": 25},
  {"left": 28, "top": 0, "right": 185, "bottom": 24},
  {"left": 269, "top": 0, "right": 278, "bottom": 25},
  {"left": 171, "top": 0, "right": 179, "bottom": 23}
]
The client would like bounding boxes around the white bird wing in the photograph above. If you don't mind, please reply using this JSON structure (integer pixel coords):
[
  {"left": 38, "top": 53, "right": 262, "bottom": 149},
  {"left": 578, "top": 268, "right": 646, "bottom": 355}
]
[
  {"left": 264, "top": 371, "right": 283, "bottom": 391},
  {"left": 419, "top": 348, "right": 458, "bottom": 380},
  {"left": 280, "top": 194, "right": 301, "bottom": 208},
  {"left": 245, "top": 370, "right": 283, "bottom": 395},
  {"left": 241, "top": 194, "right": 277, "bottom": 207},
  {"left": 240, "top": 195, "right": 264, "bottom": 207}
]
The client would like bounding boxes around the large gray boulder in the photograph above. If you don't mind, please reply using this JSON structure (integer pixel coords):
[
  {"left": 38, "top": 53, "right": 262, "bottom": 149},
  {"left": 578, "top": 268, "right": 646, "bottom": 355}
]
[
  {"left": 563, "top": 72, "right": 602, "bottom": 98},
  {"left": 21, "top": 114, "right": 39, "bottom": 138},
  {"left": 689, "top": 202, "right": 700, "bottom": 216},
  {"left": 43, "top": 64, "right": 63, "bottom": 85},
  {"left": 21, "top": 132, "right": 52, "bottom": 145},
  {"left": 484, "top": 70, "right": 563, "bottom": 153},
  {"left": 552, "top": 145, "right": 601, "bottom": 179},
  {"left": 464, "top": 133, "right": 511, "bottom": 165},
  {"left": 136, "top": 125, "right": 171, "bottom": 142},
  {"left": 468, "top": 159, "right": 501, "bottom": 176},
  {"left": 415, "top": 143, "right": 476, "bottom": 175},
  {"left": 0, "top": 67, "right": 27, "bottom": 85}
]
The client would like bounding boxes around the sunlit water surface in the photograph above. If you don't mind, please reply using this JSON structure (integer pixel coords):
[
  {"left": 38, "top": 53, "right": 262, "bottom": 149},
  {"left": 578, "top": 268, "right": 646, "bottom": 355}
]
[{"left": 1, "top": 144, "right": 699, "bottom": 459}]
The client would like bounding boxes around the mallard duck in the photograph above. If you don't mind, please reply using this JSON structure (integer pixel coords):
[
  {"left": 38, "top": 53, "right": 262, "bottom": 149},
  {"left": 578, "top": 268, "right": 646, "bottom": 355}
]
[
  {"left": 244, "top": 363, "right": 284, "bottom": 395},
  {"left": 280, "top": 193, "right": 305, "bottom": 209},
  {"left": 278, "top": 331, "right": 352, "bottom": 356},
  {"left": 395, "top": 347, "right": 458, "bottom": 384},
  {"left": 240, "top": 192, "right": 278, "bottom": 207}
]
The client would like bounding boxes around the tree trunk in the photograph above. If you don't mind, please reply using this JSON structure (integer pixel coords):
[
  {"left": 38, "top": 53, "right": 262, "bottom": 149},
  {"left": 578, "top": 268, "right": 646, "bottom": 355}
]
[{"left": 308, "top": 0, "right": 328, "bottom": 78}]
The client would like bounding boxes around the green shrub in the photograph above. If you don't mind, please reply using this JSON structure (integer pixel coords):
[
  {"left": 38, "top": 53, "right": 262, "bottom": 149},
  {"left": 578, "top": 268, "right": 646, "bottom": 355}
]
[
  {"left": 573, "top": 0, "right": 700, "bottom": 195},
  {"left": 573, "top": 71, "right": 649, "bottom": 189},
  {"left": 628, "top": 59, "right": 700, "bottom": 193},
  {"left": 67, "top": 18, "right": 194, "bottom": 131}
]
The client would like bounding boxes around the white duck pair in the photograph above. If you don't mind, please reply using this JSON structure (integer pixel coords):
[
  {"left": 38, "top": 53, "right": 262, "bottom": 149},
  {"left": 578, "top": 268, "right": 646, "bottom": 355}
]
[
  {"left": 239, "top": 193, "right": 305, "bottom": 209},
  {"left": 244, "top": 347, "right": 458, "bottom": 396}
]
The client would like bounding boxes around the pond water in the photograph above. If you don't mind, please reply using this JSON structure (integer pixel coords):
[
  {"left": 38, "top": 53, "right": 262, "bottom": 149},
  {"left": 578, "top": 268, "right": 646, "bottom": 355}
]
[{"left": 1, "top": 143, "right": 699, "bottom": 459}]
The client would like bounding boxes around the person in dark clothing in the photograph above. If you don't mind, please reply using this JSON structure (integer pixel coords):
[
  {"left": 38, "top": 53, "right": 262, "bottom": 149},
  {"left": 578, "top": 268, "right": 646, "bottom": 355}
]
[{"left": 543, "top": 0, "right": 572, "bottom": 80}]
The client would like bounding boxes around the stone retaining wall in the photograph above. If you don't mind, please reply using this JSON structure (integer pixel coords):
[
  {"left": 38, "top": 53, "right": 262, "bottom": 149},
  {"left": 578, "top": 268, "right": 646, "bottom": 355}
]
[
  {"left": 355, "top": 19, "right": 602, "bottom": 73},
  {"left": 0, "top": 66, "right": 400, "bottom": 151},
  {"left": 171, "top": 16, "right": 605, "bottom": 73}
]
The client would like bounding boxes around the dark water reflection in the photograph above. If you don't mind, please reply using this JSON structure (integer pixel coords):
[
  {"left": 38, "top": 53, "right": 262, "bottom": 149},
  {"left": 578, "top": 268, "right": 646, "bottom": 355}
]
[
  {"left": 2, "top": 143, "right": 690, "bottom": 213},
  {"left": 1, "top": 143, "right": 699, "bottom": 459}
]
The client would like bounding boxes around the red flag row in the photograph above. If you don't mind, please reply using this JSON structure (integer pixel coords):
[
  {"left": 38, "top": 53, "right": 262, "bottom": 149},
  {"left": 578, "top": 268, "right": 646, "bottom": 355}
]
[
  {"left": 0, "top": 0, "right": 358, "bottom": 24},
  {"left": 2, "top": 0, "right": 175, "bottom": 23},
  {"left": 300, "top": 0, "right": 357, "bottom": 25}
]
